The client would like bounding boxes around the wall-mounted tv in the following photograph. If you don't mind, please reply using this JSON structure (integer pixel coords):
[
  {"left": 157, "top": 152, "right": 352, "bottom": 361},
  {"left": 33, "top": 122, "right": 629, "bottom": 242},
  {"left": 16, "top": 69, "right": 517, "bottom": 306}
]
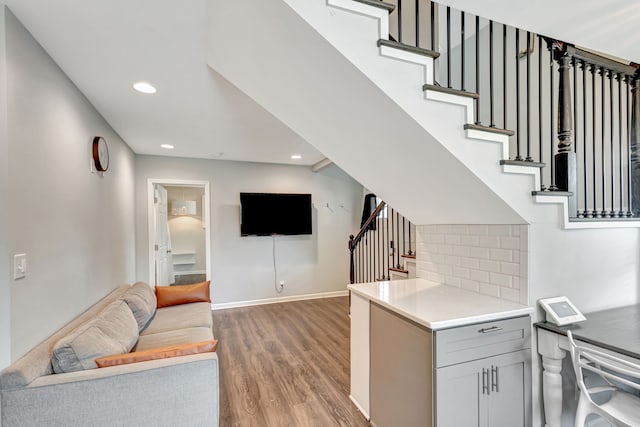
[{"left": 240, "top": 193, "right": 312, "bottom": 236}]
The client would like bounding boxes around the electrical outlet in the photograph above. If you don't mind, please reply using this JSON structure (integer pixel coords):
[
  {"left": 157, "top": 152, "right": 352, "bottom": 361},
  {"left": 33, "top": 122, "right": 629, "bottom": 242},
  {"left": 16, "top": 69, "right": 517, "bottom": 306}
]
[{"left": 279, "top": 280, "right": 285, "bottom": 286}]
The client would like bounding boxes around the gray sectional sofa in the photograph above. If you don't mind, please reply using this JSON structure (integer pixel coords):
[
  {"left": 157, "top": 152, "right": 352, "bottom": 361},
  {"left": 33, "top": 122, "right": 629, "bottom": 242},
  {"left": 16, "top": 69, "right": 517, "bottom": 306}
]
[{"left": 0, "top": 283, "right": 219, "bottom": 427}]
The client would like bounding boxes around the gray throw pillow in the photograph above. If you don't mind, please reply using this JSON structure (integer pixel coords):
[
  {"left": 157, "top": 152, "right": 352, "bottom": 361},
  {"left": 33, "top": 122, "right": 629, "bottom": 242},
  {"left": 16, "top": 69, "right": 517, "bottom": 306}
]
[
  {"left": 121, "top": 282, "right": 157, "bottom": 331},
  {"left": 51, "top": 300, "right": 139, "bottom": 373}
]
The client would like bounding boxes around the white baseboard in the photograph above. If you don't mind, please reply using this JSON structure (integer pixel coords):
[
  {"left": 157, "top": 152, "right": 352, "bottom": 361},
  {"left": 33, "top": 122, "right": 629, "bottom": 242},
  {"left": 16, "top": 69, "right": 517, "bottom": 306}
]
[
  {"left": 211, "top": 290, "right": 349, "bottom": 310},
  {"left": 349, "top": 395, "right": 370, "bottom": 421}
]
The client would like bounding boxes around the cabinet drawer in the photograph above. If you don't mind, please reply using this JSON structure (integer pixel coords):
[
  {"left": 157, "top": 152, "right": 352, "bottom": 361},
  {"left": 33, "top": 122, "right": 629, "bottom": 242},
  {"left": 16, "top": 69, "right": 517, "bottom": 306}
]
[{"left": 434, "top": 316, "right": 531, "bottom": 367}]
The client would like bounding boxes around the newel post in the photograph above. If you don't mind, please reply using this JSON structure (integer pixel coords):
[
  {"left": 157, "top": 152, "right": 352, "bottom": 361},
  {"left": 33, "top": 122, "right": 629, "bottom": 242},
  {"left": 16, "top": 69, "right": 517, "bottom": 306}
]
[
  {"left": 554, "top": 41, "right": 578, "bottom": 216},
  {"left": 348, "top": 234, "right": 355, "bottom": 284},
  {"left": 630, "top": 75, "right": 640, "bottom": 216}
]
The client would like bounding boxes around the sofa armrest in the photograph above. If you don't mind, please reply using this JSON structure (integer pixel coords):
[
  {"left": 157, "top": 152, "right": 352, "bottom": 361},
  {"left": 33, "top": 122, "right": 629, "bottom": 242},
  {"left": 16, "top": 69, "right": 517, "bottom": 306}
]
[{"left": 1, "top": 353, "right": 218, "bottom": 427}]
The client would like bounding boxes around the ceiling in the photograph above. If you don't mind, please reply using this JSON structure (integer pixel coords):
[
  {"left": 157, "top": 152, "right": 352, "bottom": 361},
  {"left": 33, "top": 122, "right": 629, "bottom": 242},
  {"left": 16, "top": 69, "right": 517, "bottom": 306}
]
[
  {"left": 5, "top": 0, "right": 639, "bottom": 166},
  {"left": 5, "top": 0, "right": 325, "bottom": 165}
]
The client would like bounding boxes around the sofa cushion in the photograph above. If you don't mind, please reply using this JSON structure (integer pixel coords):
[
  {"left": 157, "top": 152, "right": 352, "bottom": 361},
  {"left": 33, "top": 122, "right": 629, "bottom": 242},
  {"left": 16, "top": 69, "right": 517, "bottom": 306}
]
[
  {"left": 136, "top": 327, "right": 214, "bottom": 351},
  {"left": 96, "top": 340, "right": 219, "bottom": 368},
  {"left": 121, "top": 282, "right": 156, "bottom": 331},
  {"left": 156, "top": 281, "right": 210, "bottom": 308},
  {"left": 141, "top": 302, "right": 213, "bottom": 336},
  {"left": 51, "top": 300, "right": 139, "bottom": 373}
]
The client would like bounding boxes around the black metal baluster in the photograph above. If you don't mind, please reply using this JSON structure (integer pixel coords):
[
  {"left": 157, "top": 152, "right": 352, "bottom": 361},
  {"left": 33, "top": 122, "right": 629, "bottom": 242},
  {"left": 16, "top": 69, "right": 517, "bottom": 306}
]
[
  {"left": 402, "top": 216, "right": 406, "bottom": 256},
  {"left": 525, "top": 31, "right": 531, "bottom": 160},
  {"left": 601, "top": 67, "right": 606, "bottom": 217},
  {"left": 415, "top": 0, "right": 419, "bottom": 48},
  {"left": 582, "top": 60, "right": 587, "bottom": 216},
  {"left": 475, "top": 15, "right": 481, "bottom": 124},
  {"left": 408, "top": 222, "right": 412, "bottom": 255},
  {"left": 574, "top": 58, "right": 581, "bottom": 215},
  {"left": 461, "top": 11, "right": 465, "bottom": 91},
  {"left": 446, "top": 6, "right": 451, "bottom": 88},
  {"left": 539, "top": 36, "right": 544, "bottom": 188},
  {"left": 627, "top": 76, "right": 632, "bottom": 216},
  {"left": 549, "top": 42, "right": 557, "bottom": 190},
  {"left": 489, "top": 21, "right": 495, "bottom": 127},
  {"left": 610, "top": 69, "right": 615, "bottom": 216},
  {"left": 378, "top": 216, "right": 382, "bottom": 279},
  {"left": 591, "top": 64, "right": 597, "bottom": 217},
  {"left": 618, "top": 73, "right": 624, "bottom": 217},
  {"left": 390, "top": 207, "right": 395, "bottom": 270},
  {"left": 398, "top": 0, "right": 402, "bottom": 43},
  {"left": 396, "top": 210, "right": 401, "bottom": 268},
  {"left": 504, "top": 26, "right": 508, "bottom": 131},
  {"left": 515, "top": 29, "right": 522, "bottom": 160},
  {"left": 386, "top": 206, "right": 389, "bottom": 277},
  {"left": 430, "top": 1, "right": 435, "bottom": 51}
]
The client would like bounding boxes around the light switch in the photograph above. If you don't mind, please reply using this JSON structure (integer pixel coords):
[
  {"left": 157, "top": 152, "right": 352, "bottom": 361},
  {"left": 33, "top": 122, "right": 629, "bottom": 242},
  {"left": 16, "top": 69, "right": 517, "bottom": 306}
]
[{"left": 13, "top": 253, "right": 26, "bottom": 280}]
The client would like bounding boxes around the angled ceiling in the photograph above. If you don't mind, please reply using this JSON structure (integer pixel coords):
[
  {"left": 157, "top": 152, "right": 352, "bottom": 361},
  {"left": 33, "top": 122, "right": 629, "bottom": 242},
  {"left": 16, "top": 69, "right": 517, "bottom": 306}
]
[
  {"left": 4, "top": 0, "right": 638, "bottom": 167},
  {"left": 4, "top": 0, "right": 324, "bottom": 165}
]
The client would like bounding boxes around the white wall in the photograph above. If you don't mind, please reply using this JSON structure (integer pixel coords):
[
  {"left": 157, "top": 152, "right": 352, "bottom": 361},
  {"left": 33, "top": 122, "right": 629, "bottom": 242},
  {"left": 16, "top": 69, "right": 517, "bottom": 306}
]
[
  {"left": 135, "top": 156, "right": 363, "bottom": 304},
  {"left": 6, "top": 9, "right": 136, "bottom": 360},
  {"left": 415, "top": 224, "right": 528, "bottom": 304},
  {"left": 0, "top": 7, "right": 9, "bottom": 369}
]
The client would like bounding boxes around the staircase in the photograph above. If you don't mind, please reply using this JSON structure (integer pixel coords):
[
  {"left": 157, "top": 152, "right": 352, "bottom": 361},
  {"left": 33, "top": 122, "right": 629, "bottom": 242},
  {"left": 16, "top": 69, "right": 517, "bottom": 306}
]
[
  {"left": 348, "top": 199, "right": 417, "bottom": 284},
  {"left": 207, "top": 0, "right": 640, "bottom": 230}
]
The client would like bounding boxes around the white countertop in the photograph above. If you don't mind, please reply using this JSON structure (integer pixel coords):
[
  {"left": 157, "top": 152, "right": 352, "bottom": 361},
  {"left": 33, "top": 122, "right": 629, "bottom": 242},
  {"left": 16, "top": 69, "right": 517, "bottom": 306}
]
[{"left": 348, "top": 278, "right": 533, "bottom": 330}]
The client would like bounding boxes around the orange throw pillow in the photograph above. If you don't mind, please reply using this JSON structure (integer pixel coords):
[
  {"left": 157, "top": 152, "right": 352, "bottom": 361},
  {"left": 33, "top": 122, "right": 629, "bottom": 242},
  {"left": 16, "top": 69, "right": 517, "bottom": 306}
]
[
  {"left": 95, "top": 340, "right": 218, "bottom": 368},
  {"left": 155, "top": 281, "right": 211, "bottom": 308}
]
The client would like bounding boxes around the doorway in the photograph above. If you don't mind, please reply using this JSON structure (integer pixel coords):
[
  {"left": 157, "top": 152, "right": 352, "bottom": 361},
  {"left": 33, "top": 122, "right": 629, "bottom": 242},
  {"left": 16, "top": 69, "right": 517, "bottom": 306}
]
[{"left": 147, "top": 179, "right": 211, "bottom": 286}]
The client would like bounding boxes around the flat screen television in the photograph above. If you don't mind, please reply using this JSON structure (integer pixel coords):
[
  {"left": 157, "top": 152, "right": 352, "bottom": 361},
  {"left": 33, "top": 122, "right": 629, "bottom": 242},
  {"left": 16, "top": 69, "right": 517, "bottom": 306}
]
[{"left": 240, "top": 193, "right": 312, "bottom": 236}]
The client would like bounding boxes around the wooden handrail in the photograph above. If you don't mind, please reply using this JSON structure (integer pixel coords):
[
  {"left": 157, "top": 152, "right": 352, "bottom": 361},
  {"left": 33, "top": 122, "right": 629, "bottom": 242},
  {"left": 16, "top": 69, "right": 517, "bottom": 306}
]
[{"left": 349, "top": 201, "right": 386, "bottom": 251}]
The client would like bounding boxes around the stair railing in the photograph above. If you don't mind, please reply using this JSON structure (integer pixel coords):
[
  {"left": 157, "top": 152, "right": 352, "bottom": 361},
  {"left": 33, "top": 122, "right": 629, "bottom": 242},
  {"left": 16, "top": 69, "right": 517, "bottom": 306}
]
[
  {"left": 380, "top": 0, "right": 640, "bottom": 219},
  {"left": 349, "top": 201, "right": 416, "bottom": 284}
]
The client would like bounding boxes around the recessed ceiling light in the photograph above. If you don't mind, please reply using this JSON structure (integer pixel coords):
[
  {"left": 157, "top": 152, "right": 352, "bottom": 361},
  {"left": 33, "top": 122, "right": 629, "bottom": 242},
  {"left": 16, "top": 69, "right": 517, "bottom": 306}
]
[
  {"left": 133, "top": 81, "right": 157, "bottom": 94},
  {"left": 160, "top": 144, "right": 174, "bottom": 149},
  {"left": 291, "top": 154, "right": 302, "bottom": 160}
]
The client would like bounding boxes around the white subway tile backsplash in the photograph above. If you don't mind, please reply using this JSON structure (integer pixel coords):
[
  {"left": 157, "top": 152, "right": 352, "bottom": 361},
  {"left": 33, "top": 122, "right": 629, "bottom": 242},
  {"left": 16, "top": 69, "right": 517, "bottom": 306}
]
[
  {"left": 461, "top": 279, "right": 479, "bottom": 292},
  {"left": 470, "top": 269, "right": 490, "bottom": 282},
  {"left": 460, "top": 235, "right": 480, "bottom": 246},
  {"left": 479, "top": 236, "right": 501, "bottom": 248},
  {"left": 479, "top": 259, "right": 501, "bottom": 273},
  {"left": 460, "top": 257, "right": 480, "bottom": 269},
  {"left": 489, "top": 272, "right": 512, "bottom": 287},
  {"left": 489, "top": 248, "right": 512, "bottom": 262},
  {"left": 415, "top": 224, "right": 528, "bottom": 304},
  {"left": 469, "top": 247, "right": 491, "bottom": 259},
  {"left": 500, "top": 237, "right": 520, "bottom": 250},
  {"left": 479, "top": 282, "right": 500, "bottom": 297}
]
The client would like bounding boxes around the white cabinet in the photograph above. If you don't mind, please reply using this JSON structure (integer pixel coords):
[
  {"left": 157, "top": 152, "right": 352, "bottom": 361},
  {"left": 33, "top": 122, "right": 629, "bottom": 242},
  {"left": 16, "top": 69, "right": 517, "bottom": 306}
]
[
  {"left": 353, "top": 301, "right": 531, "bottom": 427},
  {"left": 436, "top": 350, "right": 530, "bottom": 427}
]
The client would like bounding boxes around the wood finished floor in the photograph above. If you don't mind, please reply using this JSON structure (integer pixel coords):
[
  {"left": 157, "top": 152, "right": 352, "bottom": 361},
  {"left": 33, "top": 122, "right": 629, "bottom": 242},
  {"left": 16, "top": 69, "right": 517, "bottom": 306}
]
[{"left": 212, "top": 296, "right": 370, "bottom": 427}]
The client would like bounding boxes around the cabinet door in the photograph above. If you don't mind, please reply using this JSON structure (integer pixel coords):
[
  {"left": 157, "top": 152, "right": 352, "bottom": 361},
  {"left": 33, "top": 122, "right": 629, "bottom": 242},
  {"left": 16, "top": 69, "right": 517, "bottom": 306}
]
[
  {"left": 435, "top": 357, "right": 488, "bottom": 427},
  {"left": 486, "top": 350, "right": 531, "bottom": 427}
]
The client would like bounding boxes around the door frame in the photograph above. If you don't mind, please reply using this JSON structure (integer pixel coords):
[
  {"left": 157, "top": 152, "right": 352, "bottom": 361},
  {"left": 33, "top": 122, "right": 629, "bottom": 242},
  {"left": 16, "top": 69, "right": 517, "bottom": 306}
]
[{"left": 147, "top": 178, "right": 211, "bottom": 286}]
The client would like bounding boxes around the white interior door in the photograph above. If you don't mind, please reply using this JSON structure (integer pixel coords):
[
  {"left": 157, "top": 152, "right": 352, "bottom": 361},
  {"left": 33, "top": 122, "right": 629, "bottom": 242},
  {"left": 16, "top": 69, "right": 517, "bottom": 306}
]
[{"left": 154, "top": 184, "right": 173, "bottom": 285}]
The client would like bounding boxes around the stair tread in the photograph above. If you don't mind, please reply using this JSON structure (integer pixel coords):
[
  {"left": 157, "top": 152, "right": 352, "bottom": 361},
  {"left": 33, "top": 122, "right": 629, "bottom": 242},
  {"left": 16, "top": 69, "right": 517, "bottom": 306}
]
[
  {"left": 570, "top": 215, "right": 636, "bottom": 222},
  {"left": 377, "top": 39, "right": 440, "bottom": 59},
  {"left": 389, "top": 267, "right": 409, "bottom": 273},
  {"left": 500, "top": 159, "right": 545, "bottom": 168},
  {"left": 352, "top": 0, "right": 395, "bottom": 12},
  {"left": 464, "top": 123, "right": 515, "bottom": 136},
  {"left": 423, "top": 84, "right": 479, "bottom": 99},
  {"left": 400, "top": 253, "right": 416, "bottom": 259},
  {"left": 531, "top": 190, "right": 573, "bottom": 196}
]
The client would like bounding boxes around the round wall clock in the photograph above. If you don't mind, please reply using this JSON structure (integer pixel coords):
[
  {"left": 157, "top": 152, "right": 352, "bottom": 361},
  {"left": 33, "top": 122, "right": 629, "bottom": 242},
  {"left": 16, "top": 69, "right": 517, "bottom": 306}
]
[{"left": 92, "top": 136, "right": 109, "bottom": 172}]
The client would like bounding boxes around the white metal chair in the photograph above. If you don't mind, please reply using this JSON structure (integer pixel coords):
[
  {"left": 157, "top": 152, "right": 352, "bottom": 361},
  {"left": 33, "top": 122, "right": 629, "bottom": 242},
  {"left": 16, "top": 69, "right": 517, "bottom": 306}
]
[{"left": 567, "top": 330, "right": 640, "bottom": 427}]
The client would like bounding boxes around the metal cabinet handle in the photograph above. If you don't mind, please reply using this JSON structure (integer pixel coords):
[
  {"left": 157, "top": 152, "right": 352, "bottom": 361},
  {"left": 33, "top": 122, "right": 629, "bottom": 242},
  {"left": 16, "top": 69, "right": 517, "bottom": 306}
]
[
  {"left": 482, "top": 368, "right": 490, "bottom": 395},
  {"left": 491, "top": 366, "right": 499, "bottom": 392},
  {"left": 478, "top": 326, "right": 504, "bottom": 334}
]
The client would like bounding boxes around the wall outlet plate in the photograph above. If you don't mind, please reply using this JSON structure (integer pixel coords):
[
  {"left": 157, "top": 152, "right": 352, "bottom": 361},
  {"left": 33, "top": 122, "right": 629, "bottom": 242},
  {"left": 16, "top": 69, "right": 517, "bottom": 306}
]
[{"left": 13, "top": 253, "right": 26, "bottom": 280}]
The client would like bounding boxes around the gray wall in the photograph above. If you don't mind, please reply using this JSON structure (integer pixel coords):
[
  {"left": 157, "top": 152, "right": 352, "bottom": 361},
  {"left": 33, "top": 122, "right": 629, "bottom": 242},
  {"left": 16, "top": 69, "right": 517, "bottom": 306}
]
[
  {"left": 6, "top": 9, "right": 136, "bottom": 360},
  {"left": 0, "top": 7, "right": 9, "bottom": 369},
  {"left": 135, "top": 156, "right": 363, "bottom": 304}
]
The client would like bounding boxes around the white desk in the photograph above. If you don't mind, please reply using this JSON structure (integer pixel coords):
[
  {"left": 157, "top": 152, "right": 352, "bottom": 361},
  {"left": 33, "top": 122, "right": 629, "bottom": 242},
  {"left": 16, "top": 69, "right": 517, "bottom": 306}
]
[{"left": 536, "top": 304, "right": 640, "bottom": 427}]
